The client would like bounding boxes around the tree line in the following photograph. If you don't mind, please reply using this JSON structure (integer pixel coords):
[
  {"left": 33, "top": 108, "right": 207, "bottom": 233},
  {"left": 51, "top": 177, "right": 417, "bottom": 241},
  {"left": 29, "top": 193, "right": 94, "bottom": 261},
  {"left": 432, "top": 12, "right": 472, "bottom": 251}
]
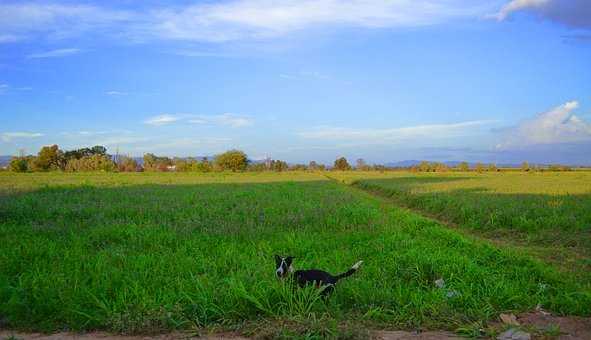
[{"left": 5, "top": 144, "right": 574, "bottom": 173}]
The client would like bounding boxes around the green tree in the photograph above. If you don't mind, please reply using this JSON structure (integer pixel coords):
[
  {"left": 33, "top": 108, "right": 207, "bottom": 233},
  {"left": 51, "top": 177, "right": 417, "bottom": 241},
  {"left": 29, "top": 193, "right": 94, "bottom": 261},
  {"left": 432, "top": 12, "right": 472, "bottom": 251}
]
[
  {"left": 173, "top": 158, "right": 191, "bottom": 172},
  {"left": 192, "top": 158, "right": 212, "bottom": 172},
  {"left": 290, "top": 164, "right": 307, "bottom": 171},
  {"left": 247, "top": 162, "right": 266, "bottom": 172},
  {"left": 488, "top": 163, "right": 498, "bottom": 172},
  {"left": 270, "top": 159, "right": 288, "bottom": 172},
  {"left": 143, "top": 153, "right": 171, "bottom": 171},
  {"left": 308, "top": 161, "right": 319, "bottom": 170},
  {"left": 521, "top": 161, "right": 530, "bottom": 172},
  {"left": 117, "top": 156, "right": 138, "bottom": 172},
  {"left": 333, "top": 157, "right": 351, "bottom": 171},
  {"left": 35, "top": 145, "right": 64, "bottom": 171},
  {"left": 65, "top": 154, "right": 115, "bottom": 172},
  {"left": 433, "top": 162, "right": 449, "bottom": 172},
  {"left": 143, "top": 153, "right": 157, "bottom": 171},
  {"left": 215, "top": 150, "right": 248, "bottom": 172},
  {"left": 356, "top": 158, "right": 371, "bottom": 171},
  {"left": 418, "top": 161, "right": 431, "bottom": 172},
  {"left": 475, "top": 162, "right": 485, "bottom": 173},
  {"left": 457, "top": 161, "right": 470, "bottom": 172}
]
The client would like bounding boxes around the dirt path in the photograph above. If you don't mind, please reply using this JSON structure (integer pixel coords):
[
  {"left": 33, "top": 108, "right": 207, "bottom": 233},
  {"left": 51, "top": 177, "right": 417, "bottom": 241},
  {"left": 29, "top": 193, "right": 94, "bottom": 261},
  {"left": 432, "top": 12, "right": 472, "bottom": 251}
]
[
  {"left": 0, "top": 330, "right": 462, "bottom": 340},
  {"left": 3, "top": 311, "right": 591, "bottom": 340}
]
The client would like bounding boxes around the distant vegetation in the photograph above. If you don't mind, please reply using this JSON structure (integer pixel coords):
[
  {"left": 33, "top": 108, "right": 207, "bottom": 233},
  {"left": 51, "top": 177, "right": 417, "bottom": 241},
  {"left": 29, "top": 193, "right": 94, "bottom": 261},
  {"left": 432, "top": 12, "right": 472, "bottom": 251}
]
[{"left": 4, "top": 144, "right": 581, "bottom": 173}]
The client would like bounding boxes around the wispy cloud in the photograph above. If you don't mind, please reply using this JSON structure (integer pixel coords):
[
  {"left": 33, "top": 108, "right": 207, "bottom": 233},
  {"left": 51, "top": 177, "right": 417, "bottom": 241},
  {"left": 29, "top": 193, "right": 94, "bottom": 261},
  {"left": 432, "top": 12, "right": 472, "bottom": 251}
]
[
  {"left": 27, "top": 48, "right": 82, "bottom": 59},
  {"left": 0, "top": 3, "right": 133, "bottom": 43},
  {"left": 144, "top": 114, "right": 183, "bottom": 126},
  {"left": 491, "top": 0, "right": 591, "bottom": 29},
  {"left": 299, "top": 120, "right": 496, "bottom": 145},
  {"left": 189, "top": 113, "right": 253, "bottom": 128},
  {"left": 146, "top": 0, "right": 491, "bottom": 43},
  {"left": 496, "top": 100, "right": 591, "bottom": 150},
  {"left": 280, "top": 70, "right": 331, "bottom": 81},
  {"left": 0, "top": 84, "right": 8, "bottom": 94},
  {"left": 0, "top": 1, "right": 495, "bottom": 44},
  {"left": 1, "top": 132, "right": 44, "bottom": 142},
  {"left": 0, "top": 34, "right": 20, "bottom": 43},
  {"left": 172, "top": 50, "right": 237, "bottom": 58},
  {"left": 145, "top": 113, "right": 254, "bottom": 128},
  {"left": 105, "top": 91, "right": 128, "bottom": 96}
]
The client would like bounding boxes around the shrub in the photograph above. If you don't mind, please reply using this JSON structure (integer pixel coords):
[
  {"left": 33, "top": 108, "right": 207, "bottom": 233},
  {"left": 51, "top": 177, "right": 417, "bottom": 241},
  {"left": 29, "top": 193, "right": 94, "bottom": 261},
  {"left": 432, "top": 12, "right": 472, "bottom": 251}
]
[{"left": 9, "top": 157, "right": 29, "bottom": 172}]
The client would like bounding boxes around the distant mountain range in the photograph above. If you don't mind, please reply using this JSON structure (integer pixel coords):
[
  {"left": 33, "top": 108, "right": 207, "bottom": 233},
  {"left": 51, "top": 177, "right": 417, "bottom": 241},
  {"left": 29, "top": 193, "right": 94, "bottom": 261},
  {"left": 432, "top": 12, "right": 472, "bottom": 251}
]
[
  {"left": 0, "top": 156, "right": 11, "bottom": 167},
  {"left": 385, "top": 160, "right": 475, "bottom": 168}
]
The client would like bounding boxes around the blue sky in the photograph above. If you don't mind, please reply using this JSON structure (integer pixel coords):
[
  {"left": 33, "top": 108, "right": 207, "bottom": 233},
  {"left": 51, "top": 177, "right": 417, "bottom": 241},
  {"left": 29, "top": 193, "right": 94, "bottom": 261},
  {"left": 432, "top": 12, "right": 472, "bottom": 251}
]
[{"left": 1, "top": 0, "right": 590, "bottom": 164}]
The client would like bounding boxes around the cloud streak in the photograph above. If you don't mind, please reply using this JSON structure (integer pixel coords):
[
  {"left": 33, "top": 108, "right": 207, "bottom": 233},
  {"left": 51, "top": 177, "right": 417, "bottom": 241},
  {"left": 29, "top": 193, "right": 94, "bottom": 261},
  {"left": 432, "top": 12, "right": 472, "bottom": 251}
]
[
  {"left": 27, "top": 48, "right": 82, "bottom": 59},
  {"left": 0, "top": 1, "right": 494, "bottom": 44},
  {"left": 299, "top": 120, "right": 495, "bottom": 145},
  {"left": 1, "top": 132, "right": 44, "bottom": 142},
  {"left": 144, "top": 113, "right": 253, "bottom": 128},
  {"left": 144, "top": 114, "right": 183, "bottom": 126},
  {"left": 0, "top": 3, "right": 133, "bottom": 43}
]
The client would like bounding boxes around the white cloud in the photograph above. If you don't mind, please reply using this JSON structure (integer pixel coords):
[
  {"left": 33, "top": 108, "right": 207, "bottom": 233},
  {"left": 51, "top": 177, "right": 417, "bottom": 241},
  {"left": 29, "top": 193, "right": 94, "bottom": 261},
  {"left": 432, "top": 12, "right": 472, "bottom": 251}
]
[
  {"left": 144, "top": 114, "right": 183, "bottom": 126},
  {"left": 491, "top": 0, "right": 591, "bottom": 29},
  {"left": 491, "top": 0, "right": 548, "bottom": 21},
  {"left": 0, "top": 34, "right": 20, "bottom": 43},
  {"left": 0, "top": 1, "right": 494, "bottom": 44},
  {"left": 299, "top": 120, "right": 495, "bottom": 145},
  {"left": 205, "top": 113, "right": 254, "bottom": 128},
  {"left": 1, "top": 132, "right": 44, "bottom": 142},
  {"left": 145, "top": 113, "right": 254, "bottom": 128},
  {"left": 27, "top": 48, "right": 82, "bottom": 59},
  {"left": 0, "top": 3, "right": 133, "bottom": 43},
  {"left": 145, "top": 0, "right": 488, "bottom": 42},
  {"left": 0, "top": 84, "right": 8, "bottom": 94},
  {"left": 105, "top": 91, "right": 128, "bottom": 96},
  {"left": 496, "top": 101, "right": 591, "bottom": 149}
]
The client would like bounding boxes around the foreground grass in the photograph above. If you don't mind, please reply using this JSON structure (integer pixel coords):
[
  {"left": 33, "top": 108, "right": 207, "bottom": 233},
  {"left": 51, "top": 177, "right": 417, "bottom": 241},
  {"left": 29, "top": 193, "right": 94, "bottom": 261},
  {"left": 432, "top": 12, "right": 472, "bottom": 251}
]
[
  {"left": 330, "top": 171, "right": 591, "bottom": 283},
  {"left": 0, "top": 172, "right": 589, "bottom": 337}
]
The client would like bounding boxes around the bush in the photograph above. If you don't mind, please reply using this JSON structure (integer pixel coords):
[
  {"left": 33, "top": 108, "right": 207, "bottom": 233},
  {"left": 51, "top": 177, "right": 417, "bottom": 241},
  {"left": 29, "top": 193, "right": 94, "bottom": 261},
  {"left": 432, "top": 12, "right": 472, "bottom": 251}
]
[{"left": 9, "top": 157, "right": 29, "bottom": 172}]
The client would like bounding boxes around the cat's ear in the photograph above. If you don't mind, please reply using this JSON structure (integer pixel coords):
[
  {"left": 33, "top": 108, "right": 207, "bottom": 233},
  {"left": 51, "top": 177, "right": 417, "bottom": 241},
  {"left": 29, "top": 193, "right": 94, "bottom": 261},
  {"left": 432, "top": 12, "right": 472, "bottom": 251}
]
[
  {"left": 285, "top": 256, "right": 295, "bottom": 265},
  {"left": 274, "top": 255, "right": 282, "bottom": 264}
]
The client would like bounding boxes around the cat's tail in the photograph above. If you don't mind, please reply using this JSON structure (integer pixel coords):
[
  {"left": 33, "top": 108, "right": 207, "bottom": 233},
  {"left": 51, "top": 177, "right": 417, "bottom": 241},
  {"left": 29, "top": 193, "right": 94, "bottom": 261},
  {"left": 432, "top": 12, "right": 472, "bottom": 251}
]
[{"left": 334, "top": 260, "right": 363, "bottom": 281}]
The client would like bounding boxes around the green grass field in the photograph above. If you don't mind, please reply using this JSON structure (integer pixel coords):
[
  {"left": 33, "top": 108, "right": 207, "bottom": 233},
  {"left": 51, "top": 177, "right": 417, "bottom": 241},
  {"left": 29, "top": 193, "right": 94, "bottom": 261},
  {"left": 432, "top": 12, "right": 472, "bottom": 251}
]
[
  {"left": 0, "top": 172, "right": 590, "bottom": 338},
  {"left": 331, "top": 171, "right": 591, "bottom": 281}
]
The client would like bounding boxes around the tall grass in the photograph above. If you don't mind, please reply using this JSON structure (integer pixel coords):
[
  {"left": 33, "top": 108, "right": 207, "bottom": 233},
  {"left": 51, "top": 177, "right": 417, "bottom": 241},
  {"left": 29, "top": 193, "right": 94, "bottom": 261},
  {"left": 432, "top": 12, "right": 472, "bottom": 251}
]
[
  {"left": 337, "top": 171, "right": 591, "bottom": 282},
  {"left": 0, "top": 172, "right": 589, "bottom": 336}
]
